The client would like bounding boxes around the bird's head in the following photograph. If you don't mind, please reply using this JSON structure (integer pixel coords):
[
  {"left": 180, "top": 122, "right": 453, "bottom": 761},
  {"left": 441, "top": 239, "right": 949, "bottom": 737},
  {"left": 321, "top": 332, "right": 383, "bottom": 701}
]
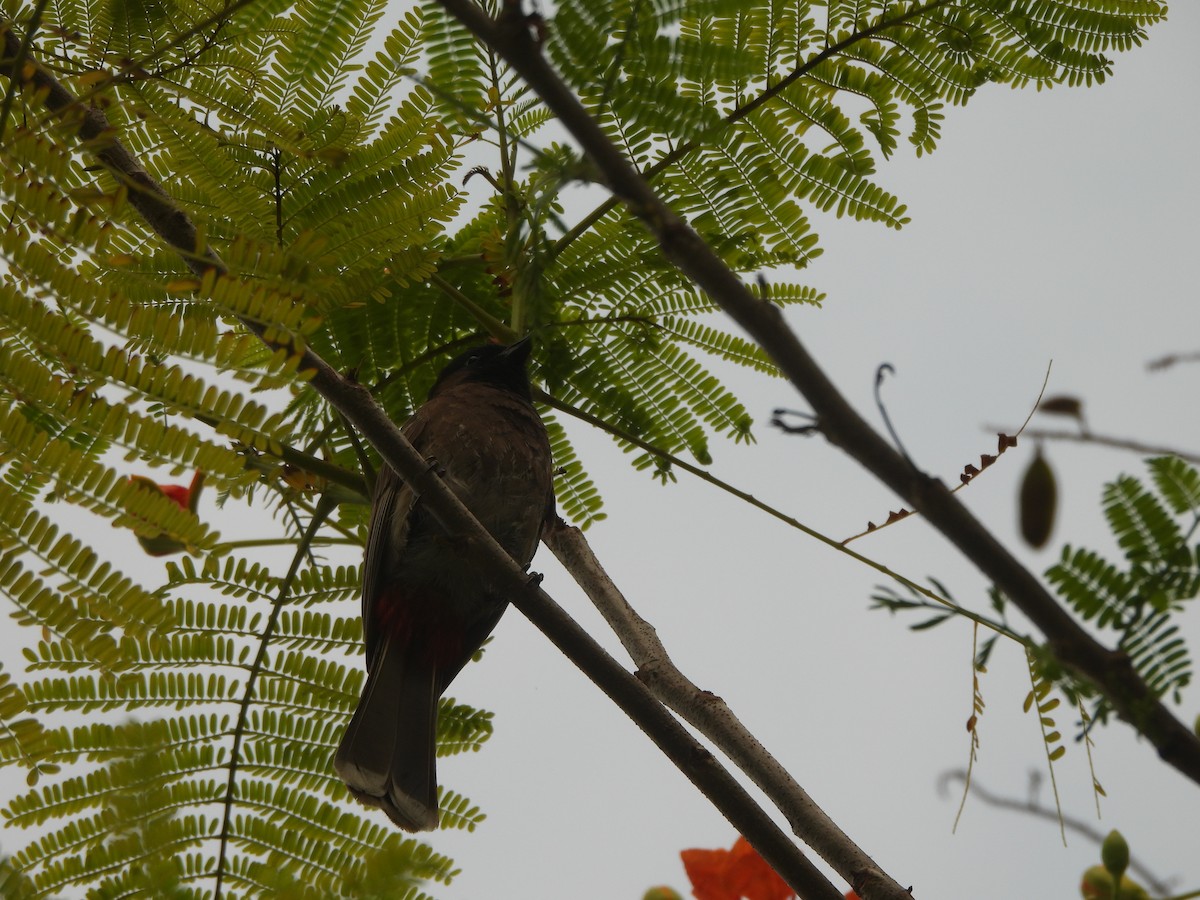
[{"left": 429, "top": 337, "right": 535, "bottom": 401}]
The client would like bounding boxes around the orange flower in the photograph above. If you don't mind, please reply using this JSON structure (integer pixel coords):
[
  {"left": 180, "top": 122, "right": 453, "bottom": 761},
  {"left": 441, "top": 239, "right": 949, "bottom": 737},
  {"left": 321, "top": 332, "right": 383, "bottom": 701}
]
[
  {"left": 131, "top": 470, "right": 204, "bottom": 510},
  {"left": 156, "top": 481, "right": 193, "bottom": 509},
  {"left": 680, "top": 837, "right": 793, "bottom": 900},
  {"left": 127, "top": 471, "right": 204, "bottom": 556}
]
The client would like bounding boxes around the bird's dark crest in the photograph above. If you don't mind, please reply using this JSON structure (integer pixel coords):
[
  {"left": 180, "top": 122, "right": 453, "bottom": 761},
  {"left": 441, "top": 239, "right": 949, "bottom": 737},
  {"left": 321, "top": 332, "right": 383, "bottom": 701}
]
[{"left": 430, "top": 338, "right": 534, "bottom": 401}]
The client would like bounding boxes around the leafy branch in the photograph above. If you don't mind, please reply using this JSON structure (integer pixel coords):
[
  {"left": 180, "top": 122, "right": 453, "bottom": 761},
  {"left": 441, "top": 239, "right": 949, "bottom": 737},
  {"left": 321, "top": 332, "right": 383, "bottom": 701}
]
[
  {"left": 1024, "top": 648, "right": 1068, "bottom": 846},
  {"left": 1045, "top": 457, "right": 1199, "bottom": 720},
  {"left": 434, "top": 0, "right": 1200, "bottom": 790},
  {"left": 550, "top": 0, "right": 956, "bottom": 258},
  {"left": 213, "top": 495, "right": 334, "bottom": 899},
  {"left": 0, "top": 19, "right": 845, "bottom": 900}
]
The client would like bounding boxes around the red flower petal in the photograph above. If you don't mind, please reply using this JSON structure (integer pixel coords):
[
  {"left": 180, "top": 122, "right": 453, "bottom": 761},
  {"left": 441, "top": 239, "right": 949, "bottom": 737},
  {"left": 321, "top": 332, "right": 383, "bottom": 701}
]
[
  {"left": 729, "top": 838, "right": 793, "bottom": 900},
  {"left": 681, "top": 846, "right": 737, "bottom": 900},
  {"left": 681, "top": 837, "right": 794, "bottom": 900},
  {"left": 158, "top": 483, "right": 191, "bottom": 509}
]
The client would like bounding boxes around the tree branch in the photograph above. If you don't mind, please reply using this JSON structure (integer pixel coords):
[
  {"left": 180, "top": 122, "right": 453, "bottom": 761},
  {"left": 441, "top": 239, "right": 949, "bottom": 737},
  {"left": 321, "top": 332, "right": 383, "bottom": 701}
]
[
  {"left": 539, "top": 388, "right": 1019, "bottom": 642},
  {"left": 938, "top": 771, "right": 1172, "bottom": 897},
  {"left": 550, "top": 0, "right": 955, "bottom": 259},
  {"left": 1, "top": 21, "right": 843, "bottom": 900},
  {"left": 984, "top": 425, "right": 1200, "bottom": 466},
  {"left": 544, "top": 518, "right": 899, "bottom": 899},
  {"left": 434, "top": 0, "right": 1200, "bottom": 794}
]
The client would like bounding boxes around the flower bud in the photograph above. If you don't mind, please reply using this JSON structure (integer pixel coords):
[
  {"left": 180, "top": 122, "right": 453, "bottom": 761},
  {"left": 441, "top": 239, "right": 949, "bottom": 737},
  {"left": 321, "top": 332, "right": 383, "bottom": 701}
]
[{"left": 1101, "top": 830, "right": 1130, "bottom": 882}]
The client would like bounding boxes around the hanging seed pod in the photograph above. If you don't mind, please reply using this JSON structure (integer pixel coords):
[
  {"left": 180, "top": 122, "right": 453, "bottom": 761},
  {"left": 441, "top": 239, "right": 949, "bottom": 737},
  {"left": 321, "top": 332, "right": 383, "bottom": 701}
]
[{"left": 1019, "top": 446, "right": 1057, "bottom": 549}]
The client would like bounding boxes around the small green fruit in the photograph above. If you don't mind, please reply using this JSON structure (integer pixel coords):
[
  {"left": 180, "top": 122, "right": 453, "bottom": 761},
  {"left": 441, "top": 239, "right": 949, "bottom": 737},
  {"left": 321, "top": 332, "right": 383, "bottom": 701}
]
[{"left": 1101, "top": 830, "right": 1130, "bottom": 881}]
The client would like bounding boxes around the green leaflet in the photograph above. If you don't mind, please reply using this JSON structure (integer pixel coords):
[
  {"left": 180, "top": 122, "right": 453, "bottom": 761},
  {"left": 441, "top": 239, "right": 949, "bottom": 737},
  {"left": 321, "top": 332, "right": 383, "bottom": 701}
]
[{"left": 1047, "top": 458, "right": 1198, "bottom": 712}]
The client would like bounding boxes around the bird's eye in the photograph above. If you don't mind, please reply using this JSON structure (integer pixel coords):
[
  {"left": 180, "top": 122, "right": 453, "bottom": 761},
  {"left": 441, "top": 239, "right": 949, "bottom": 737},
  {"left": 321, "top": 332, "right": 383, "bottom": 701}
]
[{"left": 465, "top": 354, "right": 481, "bottom": 366}]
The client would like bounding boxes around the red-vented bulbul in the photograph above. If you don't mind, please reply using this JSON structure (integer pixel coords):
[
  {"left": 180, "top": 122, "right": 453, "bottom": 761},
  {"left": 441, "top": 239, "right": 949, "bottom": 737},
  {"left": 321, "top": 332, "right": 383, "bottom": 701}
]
[{"left": 334, "top": 338, "right": 554, "bottom": 831}]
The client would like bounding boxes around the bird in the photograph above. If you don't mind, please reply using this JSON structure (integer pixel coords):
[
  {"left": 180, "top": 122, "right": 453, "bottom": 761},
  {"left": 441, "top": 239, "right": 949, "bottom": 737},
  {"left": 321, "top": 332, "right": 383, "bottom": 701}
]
[{"left": 334, "top": 337, "right": 554, "bottom": 831}]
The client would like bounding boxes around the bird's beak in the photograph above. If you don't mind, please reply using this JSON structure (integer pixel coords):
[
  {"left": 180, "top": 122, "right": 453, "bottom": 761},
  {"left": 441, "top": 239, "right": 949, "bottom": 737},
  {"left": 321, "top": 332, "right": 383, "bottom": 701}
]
[{"left": 502, "top": 335, "right": 533, "bottom": 364}]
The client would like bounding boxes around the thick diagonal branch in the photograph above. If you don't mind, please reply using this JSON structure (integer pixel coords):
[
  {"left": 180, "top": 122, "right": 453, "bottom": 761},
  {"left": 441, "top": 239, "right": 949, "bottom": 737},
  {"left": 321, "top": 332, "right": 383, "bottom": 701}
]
[{"left": 1, "top": 21, "right": 841, "bottom": 900}]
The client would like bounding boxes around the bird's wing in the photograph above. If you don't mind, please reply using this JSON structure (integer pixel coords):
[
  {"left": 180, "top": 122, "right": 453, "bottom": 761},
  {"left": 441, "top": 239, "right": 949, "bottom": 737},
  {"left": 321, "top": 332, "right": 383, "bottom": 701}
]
[{"left": 360, "top": 413, "right": 429, "bottom": 669}]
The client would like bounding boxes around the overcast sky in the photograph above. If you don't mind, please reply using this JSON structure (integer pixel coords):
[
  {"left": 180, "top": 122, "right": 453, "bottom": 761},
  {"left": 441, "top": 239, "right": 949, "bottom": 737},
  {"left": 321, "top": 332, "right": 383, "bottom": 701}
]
[{"left": 3, "top": 3, "right": 1199, "bottom": 899}]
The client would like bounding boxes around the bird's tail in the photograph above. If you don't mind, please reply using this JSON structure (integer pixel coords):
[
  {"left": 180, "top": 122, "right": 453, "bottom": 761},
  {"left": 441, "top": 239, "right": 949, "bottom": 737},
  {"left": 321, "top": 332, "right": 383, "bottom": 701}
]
[{"left": 334, "top": 639, "right": 440, "bottom": 831}]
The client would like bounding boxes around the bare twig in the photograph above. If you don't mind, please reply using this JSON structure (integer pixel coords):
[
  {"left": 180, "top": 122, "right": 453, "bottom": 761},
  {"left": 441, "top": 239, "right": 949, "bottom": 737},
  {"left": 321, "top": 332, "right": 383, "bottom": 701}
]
[
  {"left": 541, "top": 389, "right": 1026, "bottom": 641},
  {"left": 842, "top": 361, "right": 1051, "bottom": 544},
  {"left": 984, "top": 426, "right": 1200, "bottom": 466},
  {"left": 938, "top": 770, "right": 1172, "bottom": 897}
]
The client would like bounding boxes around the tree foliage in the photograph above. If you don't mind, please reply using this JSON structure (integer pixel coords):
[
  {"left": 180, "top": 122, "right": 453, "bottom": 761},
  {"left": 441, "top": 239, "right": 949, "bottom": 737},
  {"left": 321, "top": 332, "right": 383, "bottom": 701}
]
[
  {"left": 0, "top": 0, "right": 1169, "bottom": 894},
  {"left": 1046, "top": 457, "right": 1198, "bottom": 714}
]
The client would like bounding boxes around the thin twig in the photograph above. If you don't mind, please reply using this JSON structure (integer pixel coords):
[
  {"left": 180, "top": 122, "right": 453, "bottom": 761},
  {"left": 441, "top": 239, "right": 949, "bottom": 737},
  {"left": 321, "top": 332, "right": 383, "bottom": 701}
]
[
  {"left": 873, "top": 363, "right": 914, "bottom": 466},
  {"left": 983, "top": 426, "right": 1200, "bottom": 466},
  {"left": 540, "top": 390, "right": 1024, "bottom": 643},
  {"left": 842, "top": 360, "right": 1052, "bottom": 544},
  {"left": 938, "top": 770, "right": 1172, "bottom": 897}
]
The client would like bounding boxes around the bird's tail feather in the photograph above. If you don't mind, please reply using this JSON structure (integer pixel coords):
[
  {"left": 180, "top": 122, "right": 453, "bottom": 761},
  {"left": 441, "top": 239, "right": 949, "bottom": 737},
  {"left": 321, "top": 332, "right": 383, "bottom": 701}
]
[{"left": 334, "top": 640, "right": 440, "bottom": 831}]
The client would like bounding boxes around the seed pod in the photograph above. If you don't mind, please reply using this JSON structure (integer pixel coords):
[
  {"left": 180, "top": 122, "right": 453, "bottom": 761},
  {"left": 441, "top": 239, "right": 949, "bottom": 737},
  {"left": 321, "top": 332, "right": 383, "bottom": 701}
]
[{"left": 1019, "top": 447, "right": 1057, "bottom": 549}]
